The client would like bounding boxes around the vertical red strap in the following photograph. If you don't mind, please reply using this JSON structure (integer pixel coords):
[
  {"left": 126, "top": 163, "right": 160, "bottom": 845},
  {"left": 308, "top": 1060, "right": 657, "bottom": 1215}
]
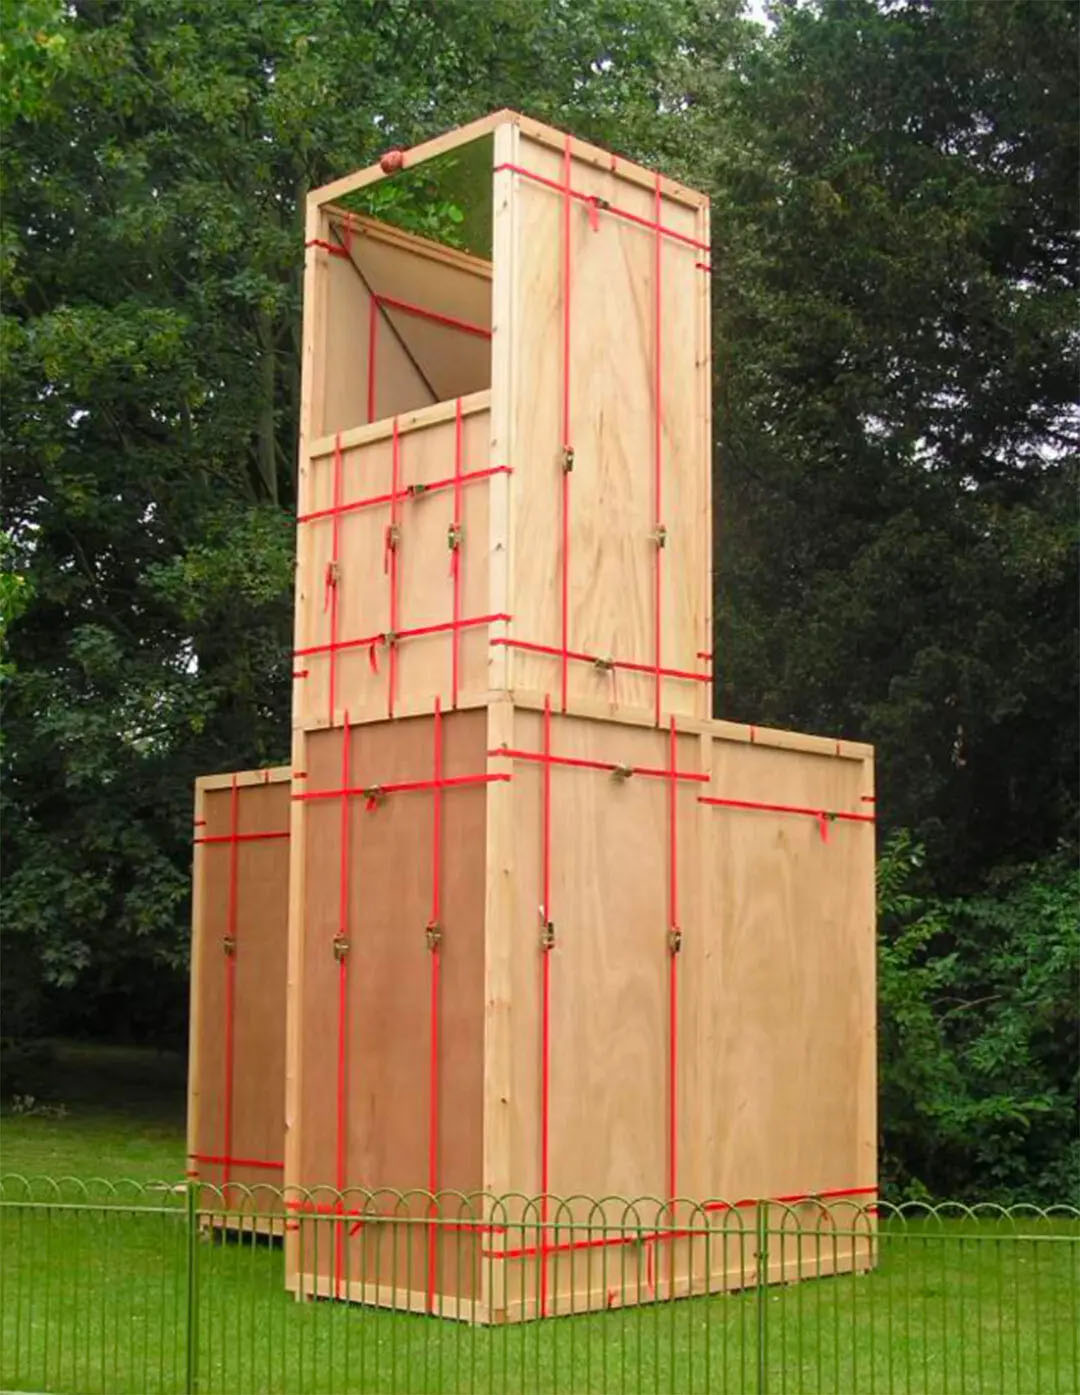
[
  {"left": 427, "top": 698, "right": 443, "bottom": 1311},
  {"left": 222, "top": 772, "right": 239, "bottom": 1200},
  {"left": 667, "top": 716, "right": 679, "bottom": 1299},
  {"left": 367, "top": 296, "right": 378, "bottom": 424},
  {"left": 539, "top": 694, "right": 553, "bottom": 1315},
  {"left": 559, "top": 134, "right": 572, "bottom": 714},
  {"left": 653, "top": 173, "right": 664, "bottom": 729},
  {"left": 328, "top": 432, "right": 343, "bottom": 726},
  {"left": 451, "top": 398, "right": 463, "bottom": 708},
  {"left": 388, "top": 417, "right": 401, "bottom": 717},
  {"left": 335, "top": 714, "right": 352, "bottom": 1298}
]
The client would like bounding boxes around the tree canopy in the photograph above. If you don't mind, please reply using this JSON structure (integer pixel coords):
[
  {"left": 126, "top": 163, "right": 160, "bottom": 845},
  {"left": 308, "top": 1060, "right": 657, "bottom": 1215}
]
[{"left": 2, "top": 0, "right": 1076, "bottom": 1199}]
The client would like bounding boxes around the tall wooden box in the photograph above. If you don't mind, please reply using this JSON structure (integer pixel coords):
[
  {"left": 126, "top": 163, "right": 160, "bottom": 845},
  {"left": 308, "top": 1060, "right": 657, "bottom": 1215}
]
[
  {"left": 292, "top": 110, "right": 712, "bottom": 734},
  {"left": 187, "top": 767, "right": 290, "bottom": 1221},
  {"left": 283, "top": 700, "right": 876, "bottom": 1319}
]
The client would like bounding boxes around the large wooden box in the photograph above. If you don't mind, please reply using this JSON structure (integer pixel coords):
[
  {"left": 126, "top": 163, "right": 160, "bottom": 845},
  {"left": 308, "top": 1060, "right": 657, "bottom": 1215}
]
[
  {"left": 187, "top": 767, "right": 290, "bottom": 1217},
  {"left": 293, "top": 111, "right": 712, "bottom": 734},
  {"left": 283, "top": 701, "right": 876, "bottom": 1319}
]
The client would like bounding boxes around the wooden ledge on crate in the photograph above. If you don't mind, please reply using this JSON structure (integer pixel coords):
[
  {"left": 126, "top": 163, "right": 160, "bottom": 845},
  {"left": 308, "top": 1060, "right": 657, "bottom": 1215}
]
[
  {"left": 506, "top": 689, "right": 873, "bottom": 762},
  {"left": 307, "top": 110, "right": 708, "bottom": 215},
  {"left": 308, "top": 390, "right": 492, "bottom": 462},
  {"left": 194, "top": 765, "right": 291, "bottom": 793}
]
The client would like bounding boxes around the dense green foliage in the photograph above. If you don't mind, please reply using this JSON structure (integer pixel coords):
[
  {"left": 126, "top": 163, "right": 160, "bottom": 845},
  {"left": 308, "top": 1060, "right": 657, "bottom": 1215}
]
[{"left": 2, "top": 0, "right": 1076, "bottom": 1199}]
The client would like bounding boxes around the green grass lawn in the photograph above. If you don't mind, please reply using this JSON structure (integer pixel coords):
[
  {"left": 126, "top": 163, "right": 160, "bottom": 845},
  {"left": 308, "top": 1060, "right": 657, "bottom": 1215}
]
[
  {"left": 1, "top": 1038, "right": 186, "bottom": 1179},
  {"left": 1, "top": 1042, "right": 1078, "bottom": 1394}
]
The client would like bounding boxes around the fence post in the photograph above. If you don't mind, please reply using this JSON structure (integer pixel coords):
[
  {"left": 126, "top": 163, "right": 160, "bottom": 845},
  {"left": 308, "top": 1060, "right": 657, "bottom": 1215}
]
[
  {"left": 756, "top": 1199, "right": 769, "bottom": 1395},
  {"left": 185, "top": 1180, "right": 199, "bottom": 1395}
]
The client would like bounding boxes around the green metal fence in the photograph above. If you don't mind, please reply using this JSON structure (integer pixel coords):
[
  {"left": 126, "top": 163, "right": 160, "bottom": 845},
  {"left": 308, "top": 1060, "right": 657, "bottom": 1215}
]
[{"left": 1, "top": 1176, "right": 1076, "bottom": 1394}]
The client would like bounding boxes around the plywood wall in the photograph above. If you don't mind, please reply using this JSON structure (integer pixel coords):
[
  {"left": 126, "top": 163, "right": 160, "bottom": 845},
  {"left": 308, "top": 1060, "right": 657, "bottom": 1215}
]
[
  {"left": 497, "top": 123, "right": 712, "bottom": 723},
  {"left": 299, "top": 113, "right": 713, "bottom": 735},
  {"left": 285, "top": 700, "right": 875, "bottom": 1318},
  {"left": 294, "top": 396, "right": 495, "bottom": 730},
  {"left": 286, "top": 711, "right": 490, "bottom": 1310},
  {"left": 187, "top": 768, "right": 291, "bottom": 1211}
]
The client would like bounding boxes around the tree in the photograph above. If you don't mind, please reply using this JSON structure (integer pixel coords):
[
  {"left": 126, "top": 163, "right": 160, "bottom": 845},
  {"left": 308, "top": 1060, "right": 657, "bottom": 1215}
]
[
  {"left": 1, "top": 0, "right": 738, "bottom": 1037},
  {"left": 700, "top": 0, "right": 1078, "bottom": 886}
]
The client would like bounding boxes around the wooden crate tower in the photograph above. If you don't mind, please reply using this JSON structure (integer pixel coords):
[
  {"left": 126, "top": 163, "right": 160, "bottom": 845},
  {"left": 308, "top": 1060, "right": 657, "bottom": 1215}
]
[{"left": 275, "top": 110, "right": 875, "bottom": 1320}]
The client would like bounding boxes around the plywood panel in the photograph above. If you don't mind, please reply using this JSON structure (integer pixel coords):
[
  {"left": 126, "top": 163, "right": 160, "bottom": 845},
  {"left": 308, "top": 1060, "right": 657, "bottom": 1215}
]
[
  {"left": 294, "top": 396, "right": 496, "bottom": 729},
  {"left": 285, "top": 700, "right": 875, "bottom": 1318},
  {"left": 694, "top": 736, "right": 877, "bottom": 1205},
  {"left": 503, "top": 133, "right": 711, "bottom": 724},
  {"left": 187, "top": 768, "right": 290, "bottom": 1220},
  {"left": 289, "top": 711, "right": 489, "bottom": 1305},
  {"left": 303, "top": 114, "right": 710, "bottom": 733}
]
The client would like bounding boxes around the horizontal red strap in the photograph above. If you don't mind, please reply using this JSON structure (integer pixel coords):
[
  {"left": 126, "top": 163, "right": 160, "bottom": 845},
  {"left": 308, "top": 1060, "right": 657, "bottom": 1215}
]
[
  {"left": 489, "top": 746, "right": 708, "bottom": 784},
  {"left": 374, "top": 293, "right": 491, "bottom": 339},
  {"left": 193, "top": 829, "right": 290, "bottom": 846},
  {"left": 295, "top": 612, "right": 510, "bottom": 660},
  {"left": 286, "top": 1198, "right": 366, "bottom": 1217},
  {"left": 705, "top": 1185, "right": 879, "bottom": 1213},
  {"left": 482, "top": 1185, "right": 878, "bottom": 1260},
  {"left": 483, "top": 1225, "right": 705, "bottom": 1262},
  {"left": 294, "top": 772, "right": 510, "bottom": 804},
  {"left": 494, "top": 162, "right": 711, "bottom": 253},
  {"left": 491, "top": 636, "right": 710, "bottom": 685},
  {"left": 297, "top": 465, "right": 511, "bottom": 526},
  {"left": 698, "top": 795, "right": 875, "bottom": 826},
  {"left": 283, "top": 1198, "right": 505, "bottom": 1233},
  {"left": 187, "top": 1153, "right": 284, "bottom": 1171}
]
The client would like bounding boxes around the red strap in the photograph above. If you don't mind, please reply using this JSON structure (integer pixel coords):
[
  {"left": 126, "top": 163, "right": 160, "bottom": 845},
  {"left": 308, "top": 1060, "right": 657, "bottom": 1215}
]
[
  {"left": 295, "top": 611, "right": 512, "bottom": 660},
  {"left": 492, "top": 162, "right": 712, "bottom": 254},
  {"left": 427, "top": 698, "right": 443, "bottom": 1311},
  {"left": 490, "top": 635, "right": 711, "bottom": 685},
  {"left": 187, "top": 1153, "right": 283, "bottom": 1171},
  {"left": 666, "top": 716, "right": 679, "bottom": 1298},
  {"left": 388, "top": 418, "right": 401, "bottom": 717},
  {"left": 220, "top": 773, "right": 240, "bottom": 1201},
  {"left": 327, "top": 432, "right": 343, "bottom": 725},
  {"left": 375, "top": 293, "right": 491, "bottom": 340},
  {"left": 451, "top": 398, "right": 463, "bottom": 708},
  {"left": 560, "top": 133, "right": 572, "bottom": 715},
  {"left": 653, "top": 173, "right": 664, "bottom": 728},
  {"left": 297, "top": 465, "right": 511, "bottom": 526},
  {"left": 539, "top": 693, "right": 553, "bottom": 1315},
  {"left": 488, "top": 745, "right": 707, "bottom": 784},
  {"left": 699, "top": 794, "right": 876, "bottom": 832},
  {"left": 194, "top": 829, "right": 289, "bottom": 846},
  {"left": 335, "top": 712, "right": 352, "bottom": 1298},
  {"left": 293, "top": 770, "right": 509, "bottom": 805}
]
